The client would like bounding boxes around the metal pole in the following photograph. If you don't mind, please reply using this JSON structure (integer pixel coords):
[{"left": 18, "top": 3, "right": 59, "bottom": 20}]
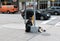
[
  {"left": 58, "top": 0, "right": 59, "bottom": 6},
  {"left": 37, "top": 0, "right": 38, "bottom": 9},
  {"left": 52, "top": 0, "right": 55, "bottom": 6},
  {"left": 33, "top": 0, "right": 36, "bottom": 27},
  {"left": 17, "top": 0, "right": 19, "bottom": 11},
  {"left": 24, "top": 0, "right": 26, "bottom": 24},
  {"left": 48, "top": 1, "right": 50, "bottom": 8},
  {"left": 53, "top": 1, "right": 54, "bottom": 6}
]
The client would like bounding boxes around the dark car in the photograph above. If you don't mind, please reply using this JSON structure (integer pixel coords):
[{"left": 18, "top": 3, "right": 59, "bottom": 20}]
[
  {"left": 21, "top": 9, "right": 51, "bottom": 20},
  {"left": 45, "top": 6, "right": 60, "bottom": 15}
]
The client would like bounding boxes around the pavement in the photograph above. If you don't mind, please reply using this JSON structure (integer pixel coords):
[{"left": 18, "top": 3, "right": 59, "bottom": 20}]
[
  {"left": 0, "top": 14, "right": 60, "bottom": 41},
  {"left": 0, "top": 23, "right": 60, "bottom": 41}
]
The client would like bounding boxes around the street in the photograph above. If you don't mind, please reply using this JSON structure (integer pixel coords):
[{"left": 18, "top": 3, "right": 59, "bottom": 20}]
[
  {"left": 0, "top": 14, "right": 25, "bottom": 29},
  {"left": 36, "top": 15, "right": 60, "bottom": 27},
  {"left": 0, "top": 14, "right": 21, "bottom": 24},
  {"left": 0, "top": 14, "right": 60, "bottom": 29},
  {"left": 0, "top": 0, "right": 60, "bottom": 41},
  {"left": 0, "top": 14, "right": 60, "bottom": 41}
]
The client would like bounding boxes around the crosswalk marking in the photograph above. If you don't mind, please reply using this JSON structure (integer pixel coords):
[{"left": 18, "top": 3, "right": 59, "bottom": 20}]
[
  {"left": 41, "top": 17, "right": 57, "bottom": 24},
  {"left": 55, "top": 22, "right": 60, "bottom": 27}
]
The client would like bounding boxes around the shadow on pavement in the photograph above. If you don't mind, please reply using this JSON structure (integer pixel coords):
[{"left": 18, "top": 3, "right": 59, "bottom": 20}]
[{"left": 41, "top": 32, "right": 51, "bottom": 36}]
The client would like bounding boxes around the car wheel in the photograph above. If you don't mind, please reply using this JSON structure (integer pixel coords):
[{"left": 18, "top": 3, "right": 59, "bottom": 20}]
[
  {"left": 14, "top": 11, "right": 18, "bottom": 14},
  {"left": 40, "top": 16, "right": 44, "bottom": 20},
  {"left": 12, "top": 12, "right": 15, "bottom": 14},
  {"left": 7, "top": 11, "right": 10, "bottom": 14},
  {"left": 54, "top": 12, "right": 58, "bottom": 15},
  {"left": 48, "top": 12, "right": 51, "bottom": 15}
]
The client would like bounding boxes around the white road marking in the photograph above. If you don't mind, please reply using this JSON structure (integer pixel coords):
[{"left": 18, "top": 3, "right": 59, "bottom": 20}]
[
  {"left": 41, "top": 17, "right": 56, "bottom": 24},
  {"left": 2, "top": 23, "right": 25, "bottom": 29},
  {"left": 55, "top": 22, "right": 60, "bottom": 27}
]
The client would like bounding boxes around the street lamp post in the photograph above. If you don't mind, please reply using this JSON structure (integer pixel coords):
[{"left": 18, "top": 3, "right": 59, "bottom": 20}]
[
  {"left": 58, "top": 0, "right": 59, "bottom": 6},
  {"left": 24, "top": 0, "right": 39, "bottom": 33},
  {"left": 48, "top": 1, "right": 50, "bottom": 8},
  {"left": 52, "top": 0, "right": 55, "bottom": 6},
  {"left": 25, "top": 0, "right": 27, "bottom": 24},
  {"left": 37, "top": 0, "right": 38, "bottom": 9},
  {"left": 33, "top": 0, "right": 36, "bottom": 27}
]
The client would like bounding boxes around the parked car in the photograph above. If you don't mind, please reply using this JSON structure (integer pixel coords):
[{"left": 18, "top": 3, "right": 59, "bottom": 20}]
[
  {"left": 0, "top": 2, "right": 18, "bottom": 14},
  {"left": 45, "top": 6, "right": 60, "bottom": 15},
  {"left": 21, "top": 9, "right": 51, "bottom": 20}
]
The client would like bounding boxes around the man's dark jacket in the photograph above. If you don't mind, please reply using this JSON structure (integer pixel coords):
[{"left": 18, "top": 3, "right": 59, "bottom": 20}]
[{"left": 25, "top": 20, "right": 32, "bottom": 32}]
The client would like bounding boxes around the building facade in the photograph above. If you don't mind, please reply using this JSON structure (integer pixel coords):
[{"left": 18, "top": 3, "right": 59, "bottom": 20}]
[
  {"left": 20, "top": 0, "right": 60, "bottom": 9},
  {"left": 38, "top": 0, "right": 60, "bottom": 9}
]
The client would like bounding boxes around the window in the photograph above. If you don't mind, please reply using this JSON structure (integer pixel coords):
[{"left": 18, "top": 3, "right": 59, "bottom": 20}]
[
  {"left": 56, "top": 7, "right": 60, "bottom": 9},
  {"left": 51, "top": 7, "right": 55, "bottom": 9},
  {"left": 1, "top": 0, "right": 4, "bottom": 2},
  {"left": 6, "top": 3, "right": 11, "bottom": 5}
]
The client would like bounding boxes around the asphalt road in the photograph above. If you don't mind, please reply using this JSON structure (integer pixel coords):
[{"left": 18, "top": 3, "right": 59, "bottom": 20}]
[
  {"left": 0, "top": 14, "right": 21, "bottom": 25},
  {"left": 39, "top": 15, "right": 60, "bottom": 27},
  {"left": 0, "top": 14, "right": 60, "bottom": 27},
  {"left": 0, "top": 14, "right": 60, "bottom": 41}
]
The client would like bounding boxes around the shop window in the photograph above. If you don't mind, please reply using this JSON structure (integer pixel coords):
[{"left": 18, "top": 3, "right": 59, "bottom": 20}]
[{"left": 39, "top": 4, "right": 47, "bottom": 9}]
